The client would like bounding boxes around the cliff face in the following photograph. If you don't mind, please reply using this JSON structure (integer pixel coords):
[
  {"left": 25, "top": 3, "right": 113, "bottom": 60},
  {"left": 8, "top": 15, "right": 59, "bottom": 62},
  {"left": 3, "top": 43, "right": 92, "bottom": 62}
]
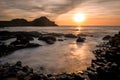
[
  {"left": 0, "top": 16, "right": 58, "bottom": 27},
  {"left": 31, "top": 16, "right": 57, "bottom": 26}
]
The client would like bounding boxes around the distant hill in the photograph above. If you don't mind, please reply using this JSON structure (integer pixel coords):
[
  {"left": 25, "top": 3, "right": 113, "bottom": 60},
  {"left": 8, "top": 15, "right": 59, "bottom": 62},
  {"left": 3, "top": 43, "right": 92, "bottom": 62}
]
[{"left": 0, "top": 16, "right": 58, "bottom": 27}]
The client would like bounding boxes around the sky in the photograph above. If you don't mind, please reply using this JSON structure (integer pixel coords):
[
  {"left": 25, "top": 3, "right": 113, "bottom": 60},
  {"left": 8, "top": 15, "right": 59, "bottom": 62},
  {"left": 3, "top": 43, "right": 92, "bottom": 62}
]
[{"left": 0, "top": 0, "right": 120, "bottom": 26}]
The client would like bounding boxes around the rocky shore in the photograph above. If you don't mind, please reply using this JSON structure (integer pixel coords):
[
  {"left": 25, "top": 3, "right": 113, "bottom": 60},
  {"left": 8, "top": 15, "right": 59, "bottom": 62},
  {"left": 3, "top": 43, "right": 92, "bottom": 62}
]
[
  {"left": 0, "top": 31, "right": 86, "bottom": 57},
  {"left": 0, "top": 31, "right": 120, "bottom": 80}
]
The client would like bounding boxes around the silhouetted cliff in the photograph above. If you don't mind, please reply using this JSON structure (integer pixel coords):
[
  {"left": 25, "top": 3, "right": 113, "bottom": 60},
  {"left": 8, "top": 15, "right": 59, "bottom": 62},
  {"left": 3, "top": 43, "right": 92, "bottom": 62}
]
[
  {"left": 0, "top": 16, "right": 58, "bottom": 27},
  {"left": 31, "top": 16, "right": 57, "bottom": 26}
]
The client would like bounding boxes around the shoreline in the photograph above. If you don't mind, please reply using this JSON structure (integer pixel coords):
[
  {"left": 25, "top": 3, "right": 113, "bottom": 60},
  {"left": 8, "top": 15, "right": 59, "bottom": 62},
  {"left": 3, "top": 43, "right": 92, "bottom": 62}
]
[
  {"left": 0, "top": 31, "right": 87, "bottom": 57},
  {"left": 0, "top": 31, "right": 120, "bottom": 80}
]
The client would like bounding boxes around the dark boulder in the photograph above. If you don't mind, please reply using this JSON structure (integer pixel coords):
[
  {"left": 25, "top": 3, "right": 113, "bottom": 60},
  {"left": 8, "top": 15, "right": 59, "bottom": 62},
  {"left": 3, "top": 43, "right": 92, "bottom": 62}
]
[
  {"left": 0, "top": 42, "right": 8, "bottom": 57},
  {"left": 15, "top": 33, "right": 34, "bottom": 41},
  {"left": 58, "top": 39, "right": 64, "bottom": 41},
  {"left": 25, "top": 43, "right": 40, "bottom": 48},
  {"left": 10, "top": 34, "right": 34, "bottom": 46},
  {"left": 0, "top": 31, "right": 15, "bottom": 40},
  {"left": 38, "top": 35, "right": 56, "bottom": 44},
  {"left": 45, "top": 33, "right": 63, "bottom": 37},
  {"left": 0, "top": 36, "right": 15, "bottom": 40},
  {"left": 103, "top": 35, "right": 111, "bottom": 40},
  {"left": 64, "top": 34, "right": 77, "bottom": 38},
  {"left": 15, "top": 61, "right": 22, "bottom": 67},
  {"left": 76, "top": 37, "right": 85, "bottom": 42},
  {"left": 10, "top": 39, "right": 29, "bottom": 46}
]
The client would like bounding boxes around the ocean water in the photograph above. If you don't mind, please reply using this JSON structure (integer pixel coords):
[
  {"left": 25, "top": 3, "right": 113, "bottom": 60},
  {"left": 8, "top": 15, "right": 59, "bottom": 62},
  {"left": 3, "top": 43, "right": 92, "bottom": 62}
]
[{"left": 0, "top": 26, "right": 120, "bottom": 73}]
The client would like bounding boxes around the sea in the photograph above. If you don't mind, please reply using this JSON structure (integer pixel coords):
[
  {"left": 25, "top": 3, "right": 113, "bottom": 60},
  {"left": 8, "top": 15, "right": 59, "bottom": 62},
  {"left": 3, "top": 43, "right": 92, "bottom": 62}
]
[{"left": 0, "top": 26, "right": 120, "bottom": 74}]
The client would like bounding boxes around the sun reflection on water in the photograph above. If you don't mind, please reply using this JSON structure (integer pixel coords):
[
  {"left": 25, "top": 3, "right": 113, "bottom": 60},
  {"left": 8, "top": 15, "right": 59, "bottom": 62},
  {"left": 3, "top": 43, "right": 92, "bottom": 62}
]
[
  {"left": 64, "top": 41, "right": 94, "bottom": 73},
  {"left": 74, "top": 26, "right": 82, "bottom": 35}
]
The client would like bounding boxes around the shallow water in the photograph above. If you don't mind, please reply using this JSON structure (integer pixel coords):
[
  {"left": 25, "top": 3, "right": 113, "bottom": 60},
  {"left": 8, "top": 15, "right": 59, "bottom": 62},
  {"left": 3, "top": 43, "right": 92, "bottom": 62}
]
[{"left": 0, "top": 26, "right": 120, "bottom": 73}]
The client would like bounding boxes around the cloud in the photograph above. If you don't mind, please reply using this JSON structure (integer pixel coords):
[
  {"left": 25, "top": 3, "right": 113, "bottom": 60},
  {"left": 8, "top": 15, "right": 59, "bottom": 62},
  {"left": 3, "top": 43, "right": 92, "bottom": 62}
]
[
  {"left": 71, "top": 0, "right": 120, "bottom": 18},
  {"left": 0, "top": 0, "right": 82, "bottom": 13},
  {"left": 43, "top": 0, "right": 83, "bottom": 14},
  {"left": 0, "top": 0, "right": 120, "bottom": 20}
]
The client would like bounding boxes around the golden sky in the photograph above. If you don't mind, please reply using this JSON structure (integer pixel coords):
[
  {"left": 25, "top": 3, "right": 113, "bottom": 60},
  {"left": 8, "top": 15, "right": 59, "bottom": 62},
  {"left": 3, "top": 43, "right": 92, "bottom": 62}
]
[{"left": 0, "top": 0, "right": 120, "bottom": 26}]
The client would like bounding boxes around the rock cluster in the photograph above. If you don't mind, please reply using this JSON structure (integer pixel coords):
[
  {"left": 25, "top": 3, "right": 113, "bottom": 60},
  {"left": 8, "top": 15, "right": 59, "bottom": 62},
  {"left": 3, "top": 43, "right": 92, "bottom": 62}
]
[
  {"left": 0, "top": 31, "right": 65, "bottom": 57},
  {"left": 38, "top": 35, "right": 56, "bottom": 44},
  {"left": 0, "top": 61, "right": 88, "bottom": 80},
  {"left": 85, "top": 31, "right": 120, "bottom": 80},
  {"left": 64, "top": 34, "right": 77, "bottom": 38},
  {"left": 76, "top": 37, "right": 85, "bottom": 42},
  {"left": 0, "top": 32, "right": 41, "bottom": 57},
  {"left": 102, "top": 35, "right": 111, "bottom": 40},
  {"left": 0, "top": 31, "right": 42, "bottom": 41},
  {"left": 0, "top": 32, "right": 120, "bottom": 80}
]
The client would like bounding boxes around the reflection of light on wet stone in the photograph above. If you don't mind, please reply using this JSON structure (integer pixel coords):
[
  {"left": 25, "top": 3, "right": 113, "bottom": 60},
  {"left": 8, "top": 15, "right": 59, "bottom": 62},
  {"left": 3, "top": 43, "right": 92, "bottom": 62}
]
[{"left": 0, "top": 37, "right": 97, "bottom": 73}]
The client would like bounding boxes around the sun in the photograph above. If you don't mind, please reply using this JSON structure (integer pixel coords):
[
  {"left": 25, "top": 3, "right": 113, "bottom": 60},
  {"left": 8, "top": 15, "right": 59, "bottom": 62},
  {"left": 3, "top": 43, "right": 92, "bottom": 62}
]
[{"left": 73, "top": 13, "right": 86, "bottom": 22}]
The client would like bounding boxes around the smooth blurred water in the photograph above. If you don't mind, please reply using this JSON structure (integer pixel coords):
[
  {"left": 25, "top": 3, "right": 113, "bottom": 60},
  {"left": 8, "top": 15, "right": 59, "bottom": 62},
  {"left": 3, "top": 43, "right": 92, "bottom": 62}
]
[{"left": 0, "top": 26, "right": 120, "bottom": 73}]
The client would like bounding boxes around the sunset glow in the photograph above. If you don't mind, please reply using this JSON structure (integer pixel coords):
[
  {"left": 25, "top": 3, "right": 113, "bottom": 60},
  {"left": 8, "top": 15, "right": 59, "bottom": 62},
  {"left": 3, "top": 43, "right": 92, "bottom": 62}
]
[
  {"left": 73, "top": 13, "right": 86, "bottom": 22},
  {"left": 0, "top": 0, "right": 120, "bottom": 26}
]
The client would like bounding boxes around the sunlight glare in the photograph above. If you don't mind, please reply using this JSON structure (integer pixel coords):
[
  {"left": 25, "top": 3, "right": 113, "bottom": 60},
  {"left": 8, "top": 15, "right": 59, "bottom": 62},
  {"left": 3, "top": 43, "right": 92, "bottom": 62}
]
[{"left": 73, "top": 13, "right": 86, "bottom": 22}]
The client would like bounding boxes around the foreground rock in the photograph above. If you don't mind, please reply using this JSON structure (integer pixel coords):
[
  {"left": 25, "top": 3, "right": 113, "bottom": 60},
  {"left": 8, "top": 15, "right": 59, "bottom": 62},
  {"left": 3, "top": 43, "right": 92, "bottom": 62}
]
[
  {"left": 76, "top": 37, "right": 85, "bottom": 42},
  {"left": 0, "top": 33, "right": 41, "bottom": 57},
  {"left": 0, "top": 31, "right": 120, "bottom": 80},
  {"left": 77, "top": 33, "right": 93, "bottom": 37},
  {"left": 0, "top": 42, "right": 40, "bottom": 57},
  {"left": 38, "top": 35, "right": 56, "bottom": 44},
  {"left": 0, "top": 61, "right": 86, "bottom": 80},
  {"left": 10, "top": 34, "right": 41, "bottom": 48},
  {"left": 0, "top": 31, "right": 42, "bottom": 41},
  {"left": 87, "top": 31, "right": 120, "bottom": 80},
  {"left": 64, "top": 34, "right": 77, "bottom": 38},
  {"left": 102, "top": 35, "right": 111, "bottom": 40}
]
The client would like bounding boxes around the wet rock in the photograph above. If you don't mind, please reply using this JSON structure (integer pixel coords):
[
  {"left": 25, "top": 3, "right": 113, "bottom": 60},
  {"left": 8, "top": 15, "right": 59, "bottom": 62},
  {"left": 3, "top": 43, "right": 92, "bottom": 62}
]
[
  {"left": 10, "top": 35, "right": 29, "bottom": 46},
  {"left": 58, "top": 39, "right": 64, "bottom": 41},
  {"left": 40, "top": 66, "right": 45, "bottom": 71},
  {"left": 103, "top": 35, "right": 111, "bottom": 40},
  {"left": 76, "top": 37, "right": 85, "bottom": 42},
  {"left": 25, "top": 43, "right": 40, "bottom": 48},
  {"left": 45, "top": 33, "right": 64, "bottom": 37},
  {"left": 0, "top": 31, "right": 120, "bottom": 80},
  {"left": 0, "top": 42, "right": 7, "bottom": 51},
  {"left": 0, "top": 33, "right": 41, "bottom": 58},
  {"left": 16, "top": 33, "right": 34, "bottom": 41},
  {"left": 49, "top": 76, "right": 56, "bottom": 80},
  {"left": 0, "top": 36, "right": 15, "bottom": 41},
  {"left": 77, "top": 33, "right": 93, "bottom": 37},
  {"left": 119, "top": 31, "right": 120, "bottom": 35},
  {"left": 38, "top": 35, "right": 56, "bottom": 44},
  {"left": 4, "top": 77, "right": 18, "bottom": 80},
  {"left": 87, "top": 71, "right": 98, "bottom": 80},
  {"left": 58, "top": 74, "right": 73, "bottom": 80},
  {"left": 0, "top": 31, "right": 42, "bottom": 41},
  {"left": 10, "top": 35, "right": 40, "bottom": 48},
  {"left": 46, "top": 39, "right": 55, "bottom": 44},
  {"left": 30, "top": 73, "right": 41, "bottom": 80},
  {"left": 64, "top": 34, "right": 77, "bottom": 38},
  {"left": 17, "top": 70, "right": 27, "bottom": 76},
  {"left": 16, "top": 61, "right": 22, "bottom": 67},
  {"left": 10, "top": 42, "right": 40, "bottom": 51},
  {"left": 0, "top": 43, "right": 8, "bottom": 57},
  {"left": 0, "top": 31, "right": 15, "bottom": 40},
  {"left": 73, "top": 74, "right": 85, "bottom": 80}
]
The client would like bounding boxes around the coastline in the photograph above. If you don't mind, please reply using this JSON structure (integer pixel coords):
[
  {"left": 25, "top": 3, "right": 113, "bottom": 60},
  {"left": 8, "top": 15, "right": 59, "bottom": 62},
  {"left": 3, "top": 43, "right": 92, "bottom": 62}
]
[{"left": 0, "top": 31, "right": 120, "bottom": 80}]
